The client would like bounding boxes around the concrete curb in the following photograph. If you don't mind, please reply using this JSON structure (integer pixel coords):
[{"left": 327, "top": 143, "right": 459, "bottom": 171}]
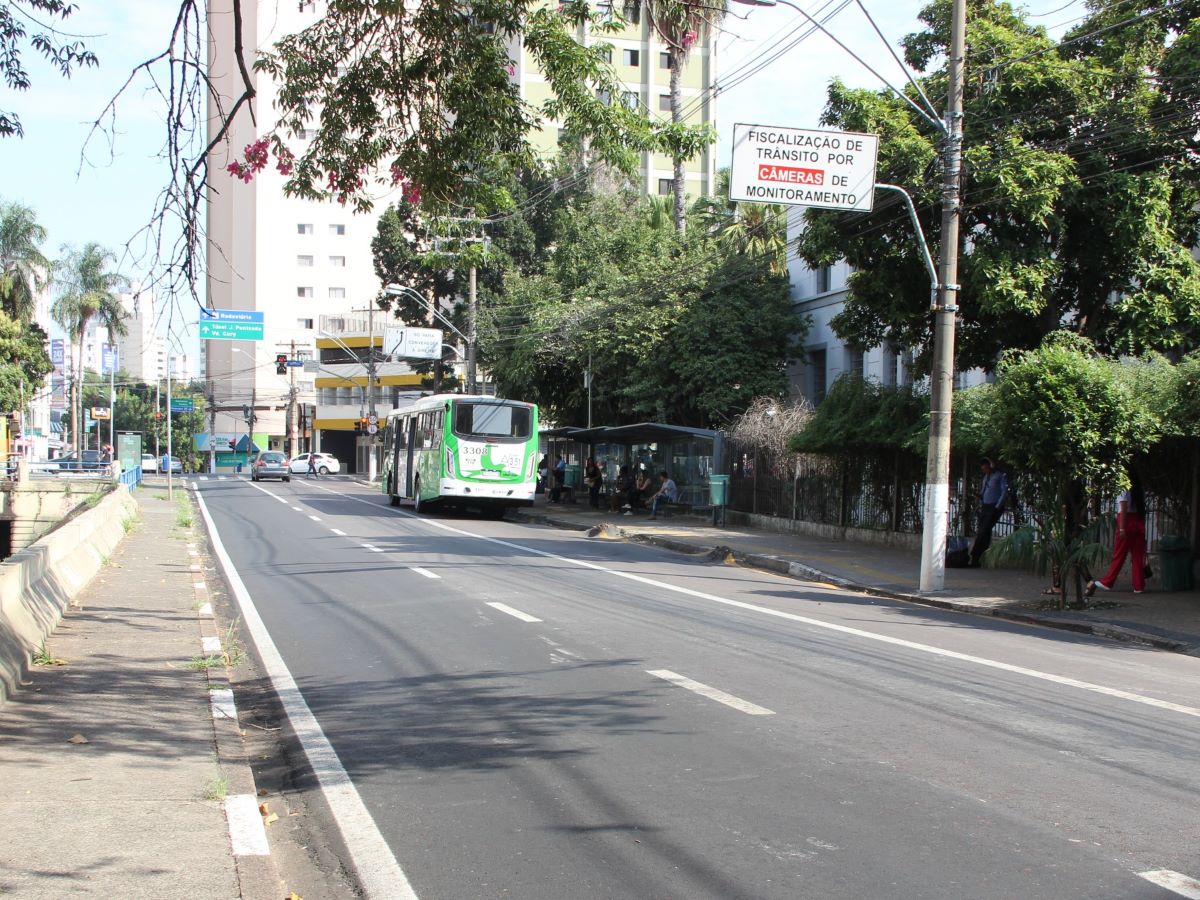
[
  {"left": 181, "top": 488, "right": 281, "bottom": 900},
  {"left": 514, "top": 510, "right": 1200, "bottom": 657}
]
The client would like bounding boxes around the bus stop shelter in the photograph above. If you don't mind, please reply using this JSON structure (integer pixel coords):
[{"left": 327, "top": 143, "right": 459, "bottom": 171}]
[{"left": 540, "top": 423, "right": 723, "bottom": 509}]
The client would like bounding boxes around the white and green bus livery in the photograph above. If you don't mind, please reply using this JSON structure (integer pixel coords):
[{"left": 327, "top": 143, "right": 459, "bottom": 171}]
[{"left": 381, "top": 394, "right": 540, "bottom": 513}]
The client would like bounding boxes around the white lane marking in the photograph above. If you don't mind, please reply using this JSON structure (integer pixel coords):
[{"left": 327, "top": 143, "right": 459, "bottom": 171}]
[
  {"left": 195, "top": 492, "right": 419, "bottom": 899},
  {"left": 199, "top": 476, "right": 209, "bottom": 481},
  {"left": 210, "top": 688, "right": 236, "bottom": 720},
  {"left": 224, "top": 794, "right": 271, "bottom": 856},
  {"left": 486, "top": 601, "right": 542, "bottom": 623},
  {"left": 648, "top": 669, "right": 775, "bottom": 716},
  {"left": 409, "top": 566, "right": 440, "bottom": 579},
  {"left": 314, "top": 484, "right": 1200, "bottom": 722},
  {"left": 308, "top": 515, "right": 322, "bottom": 522},
  {"left": 292, "top": 506, "right": 303, "bottom": 512},
  {"left": 244, "top": 480, "right": 290, "bottom": 504},
  {"left": 362, "top": 544, "right": 384, "bottom": 553},
  {"left": 202, "top": 635, "right": 222, "bottom": 654},
  {"left": 331, "top": 528, "right": 347, "bottom": 536},
  {"left": 198, "top": 602, "right": 213, "bottom": 617},
  {"left": 1141, "top": 871, "right": 1200, "bottom": 899},
  {"left": 538, "top": 635, "right": 582, "bottom": 658}
]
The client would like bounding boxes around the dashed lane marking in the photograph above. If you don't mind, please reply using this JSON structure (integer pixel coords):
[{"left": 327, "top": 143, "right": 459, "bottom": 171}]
[
  {"left": 1141, "top": 871, "right": 1200, "bottom": 899},
  {"left": 648, "top": 669, "right": 775, "bottom": 716},
  {"left": 362, "top": 544, "right": 384, "bottom": 553},
  {"left": 308, "top": 515, "right": 322, "bottom": 522},
  {"left": 311, "top": 483, "right": 1200, "bottom": 722},
  {"left": 409, "top": 566, "right": 440, "bottom": 580},
  {"left": 331, "top": 528, "right": 347, "bottom": 536},
  {"left": 486, "top": 601, "right": 542, "bottom": 623}
]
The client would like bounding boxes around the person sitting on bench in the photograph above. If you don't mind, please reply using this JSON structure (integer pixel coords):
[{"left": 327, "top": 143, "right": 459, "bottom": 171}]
[{"left": 647, "top": 470, "right": 677, "bottom": 520}]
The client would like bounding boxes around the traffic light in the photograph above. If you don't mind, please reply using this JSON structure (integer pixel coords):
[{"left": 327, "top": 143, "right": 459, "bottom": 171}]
[{"left": 276, "top": 353, "right": 288, "bottom": 375}]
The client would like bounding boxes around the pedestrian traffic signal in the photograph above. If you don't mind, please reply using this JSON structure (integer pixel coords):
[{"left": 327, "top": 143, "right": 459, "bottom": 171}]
[
  {"left": 228, "top": 439, "right": 236, "bottom": 450},
  {"left": 276, "top": 353, "right": 288, "bottom": 375}
]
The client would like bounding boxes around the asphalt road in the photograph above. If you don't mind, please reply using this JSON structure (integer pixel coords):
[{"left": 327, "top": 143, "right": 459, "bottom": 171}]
[{"left": 195, "top": 474, "right": 1200, "bottom": 900}]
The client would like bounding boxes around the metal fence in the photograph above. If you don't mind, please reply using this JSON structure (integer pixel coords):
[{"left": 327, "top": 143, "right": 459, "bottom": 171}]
[{"left": 722, "top": 436, "right": 1189, "bottom": 547}]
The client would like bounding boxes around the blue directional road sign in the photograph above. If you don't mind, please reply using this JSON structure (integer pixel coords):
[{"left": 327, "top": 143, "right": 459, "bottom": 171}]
[{"left": 199, "top": 308, "right": 265, "bottom": 341}]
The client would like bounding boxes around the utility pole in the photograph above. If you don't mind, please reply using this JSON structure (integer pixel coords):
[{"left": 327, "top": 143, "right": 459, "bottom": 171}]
[
  {"left": 467, "top": 265, "right": 478, "bottom": 395},
  {"left": 586, "top": 352, "right": 593, "bottom": 429},
  {"left": 154, "top": 377, "right": 161, "bottom": 459},
  {"left": 287, "top": 338, "right": 299, "bottom": 459},
  {"left": 919, "top": 0, "right": 967, "bottom": 593},
  {"left": 108, "top": 343, "right": 116, "bottom": 451},
  {"left": 166, "top": 356, "right": 174, "bottom": 499},
  {"left": 367, "top": 303, "right": 378, "bottom": 481}
]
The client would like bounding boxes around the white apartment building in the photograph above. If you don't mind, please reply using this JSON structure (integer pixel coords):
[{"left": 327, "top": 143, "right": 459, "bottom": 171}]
[
  {"left": 206, "top": 0, "right": 382, "bottom": 454},
  {"left": 112, "top": 288, "right": 165, "bottom": 384}
]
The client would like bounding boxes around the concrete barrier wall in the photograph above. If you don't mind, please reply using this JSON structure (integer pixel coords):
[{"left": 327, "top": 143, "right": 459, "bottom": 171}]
[{"left": 0, "top": 486, "right": 138, "bottom": 705}]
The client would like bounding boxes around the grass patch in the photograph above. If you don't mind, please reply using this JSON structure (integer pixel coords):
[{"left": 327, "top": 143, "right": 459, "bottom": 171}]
[
  {"left": 32, "top": 643, "right": 67, "bottom": 666},
  {"left": 203, "top": 774, "right": 229, "bottom": 801},
  {"left": 175, "top": 493, "right": 194, "bottom": 529},
  {"left": 185, "top": 654, "right": 225, "bottom": 671}
]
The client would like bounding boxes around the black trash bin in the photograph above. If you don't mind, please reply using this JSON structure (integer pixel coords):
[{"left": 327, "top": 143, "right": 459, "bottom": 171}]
[{"left": 1157, "top": 535, "right": 1194, "bottom": 591}]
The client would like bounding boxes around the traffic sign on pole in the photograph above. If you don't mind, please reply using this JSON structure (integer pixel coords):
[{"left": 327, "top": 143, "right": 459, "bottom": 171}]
[
  {"left": 199, "top": 308, "right": 265, "bottom": 341},
  {"left": 730, "top": 124, "right": 879, "bottom": 212}
]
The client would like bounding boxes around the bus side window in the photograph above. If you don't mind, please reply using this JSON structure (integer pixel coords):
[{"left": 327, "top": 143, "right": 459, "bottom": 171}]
[
  {"left": 430, "top": 411, "right": 443, "bottom": 450},
  {"left": 397, "top": 417, "right": 408, "bottom": 450}
]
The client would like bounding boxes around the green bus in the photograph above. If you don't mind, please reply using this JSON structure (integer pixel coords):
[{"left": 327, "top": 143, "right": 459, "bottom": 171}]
[{"left": 381, "top": 394, "right": 540, "bottom": 514}]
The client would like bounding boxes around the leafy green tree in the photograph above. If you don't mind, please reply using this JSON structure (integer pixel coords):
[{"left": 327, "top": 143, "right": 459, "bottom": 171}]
[
  {"left": 51, "top": 243, "right": 127, "bottom": 453},
  {"left": 0, "top": 1, "right": 98, "bottom": 138},
  {"left": 983, "top": 334, "right": 1150, "bottom": 604},
  {"left": 644, "top": 0, "right": 725, "bottom": 232},
  {"left": 695, "top": 170, "right": 788, "bottom": 275},
  {"left": 0, "top": 311, "right": 51, "bottom": 412},
  {"left": 484, "top": 191, "right": 800, "bottom": 426},
  {"left": 796, "top": 0, "right": 1200, "bottom": 374}
]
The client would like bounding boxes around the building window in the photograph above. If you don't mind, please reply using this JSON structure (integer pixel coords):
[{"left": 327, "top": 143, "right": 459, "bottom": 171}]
[
  {"left": 596, "top": 89, "right": 612, "bottom": 106},
  {"left": 623, "top": 48, "right": 640, "bottom": 67},
  {"left": 623, "top": 1, "right": 640, "bottom": 25},
  {"left": 659, "top": 51, "right": 671, "bottom": 69},
  {"left": 297, "top": 318, "right": 314, "bottom": 329},
  {"left": 596, "top": 47, "right": 612, "bottom": 64},
  {"left": 297, "top": 255, "right": 314, "bottom": 267},
  {"left": 557, "top": 128, "right": 568, "bottom": 144},
  {"left": 297, "top": 223, "right": 313, "bottom": 235},
  {"left": 298, "top": 127, "right": 317, "bottom": 140},
  {"left": 329, "top": 255, "right": 346, "bottom": 267},
  {"left": 295, "top": 349, "right": 313, "bottom": 361},
  {"left": 847, "top": 347, "right": 864, "bottom": 379},
  {"left": 817, "top": 265, "right": 832, "bottom": 293},
  {"left": 621, "top": 90, "right": 639, "bottom": 109},
  {"left": 329, "top": 223, "right": 345, "bottom": 236},
  {"left": 657, "top": 178, "right": 672, "bottom": 195},
  {"left": 658, "top": 93, "right": 671, "bottom": 112},
  {"left": 297, "top": 287, "right": 313, "bottom": 298},
  {"left": 328, "top": 287, "right": 346, "bottom": 299},
  {"left": 809, "top": 348, "right": 828, "bottom": 405}
]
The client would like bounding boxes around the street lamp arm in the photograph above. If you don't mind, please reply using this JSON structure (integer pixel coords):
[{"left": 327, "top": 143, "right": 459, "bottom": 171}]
[
  {"left": 732, "top": 0, "right": 945, "bottom": 134},
  {"left": 383, "top": 284, "right": 470, "bottom": 344}
]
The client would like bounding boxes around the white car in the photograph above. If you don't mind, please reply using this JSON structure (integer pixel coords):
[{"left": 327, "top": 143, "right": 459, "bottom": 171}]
[
  {"left": 140, "top": 453, "right": 157, "bottom": 473},
  {"left": 288, "top": 452, "right": 341, "bottom": 475}
]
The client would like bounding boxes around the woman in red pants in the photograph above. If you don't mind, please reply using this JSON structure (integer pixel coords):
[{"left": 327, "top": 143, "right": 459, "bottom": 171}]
[{"left": 1088, "top": 474, "right": 1147, "bottom": 596}]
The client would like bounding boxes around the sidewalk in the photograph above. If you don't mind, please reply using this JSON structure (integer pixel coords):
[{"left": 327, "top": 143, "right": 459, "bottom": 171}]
[
  {"left": 0, "top": 482, "right": 275, "bottom": 898},
  {"left": 515, "top": 496, "right": 1200, "bottom": 656}
]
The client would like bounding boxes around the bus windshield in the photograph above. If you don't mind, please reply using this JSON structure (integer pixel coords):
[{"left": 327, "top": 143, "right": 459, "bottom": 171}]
[{"left": 453, "top": 402, "right": 532, "bottom": 440}]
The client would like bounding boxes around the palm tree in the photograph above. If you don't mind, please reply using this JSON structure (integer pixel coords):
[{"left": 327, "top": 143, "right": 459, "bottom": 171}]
[
  {"left": 643, "top": 0, "right": 727, "bottom": 233},
  {"left": 695, "top": 169, "right": 789, "bottom": 274},
  {"left": 51, "top": 243, "right": 128, "bottom": 454},
  {"left": 0, "top": 199, "right": 51, "bottom": 321}
]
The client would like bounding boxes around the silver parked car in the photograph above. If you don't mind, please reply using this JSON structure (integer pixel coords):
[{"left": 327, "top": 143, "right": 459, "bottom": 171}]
[{"left": 250, "top": 451, "right": 290, "bottom": 482}]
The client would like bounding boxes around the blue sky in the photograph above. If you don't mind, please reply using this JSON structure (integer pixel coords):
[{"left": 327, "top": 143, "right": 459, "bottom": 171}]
[{"left": 0, "top": 0, "right": 1075, "bottom": 342}]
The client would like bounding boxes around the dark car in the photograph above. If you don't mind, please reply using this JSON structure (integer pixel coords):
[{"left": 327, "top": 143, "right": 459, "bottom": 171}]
[
  {"left": 57, "top": 450, "right": 105, "bottom": 470},
  {"left": 250, "top": 451, "right": 290, "bottom": 482}
]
